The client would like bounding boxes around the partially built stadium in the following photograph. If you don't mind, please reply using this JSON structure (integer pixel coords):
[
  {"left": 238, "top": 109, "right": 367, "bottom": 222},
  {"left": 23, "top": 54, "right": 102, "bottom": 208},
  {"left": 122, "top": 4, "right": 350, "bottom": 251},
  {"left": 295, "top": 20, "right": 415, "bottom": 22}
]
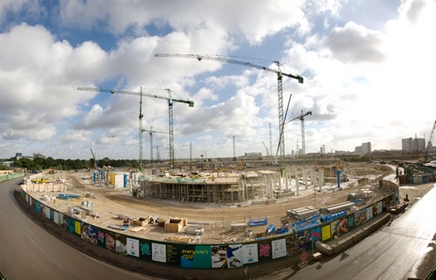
[{"left": 138, "top": 167, "right": 326, "bottom": 203}]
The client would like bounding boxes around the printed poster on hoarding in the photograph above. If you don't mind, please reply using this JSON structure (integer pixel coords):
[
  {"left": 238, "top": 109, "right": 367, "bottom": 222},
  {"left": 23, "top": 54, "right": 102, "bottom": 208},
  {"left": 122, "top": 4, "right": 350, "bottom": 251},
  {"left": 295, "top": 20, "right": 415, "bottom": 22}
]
[
  {"left": 242, "top": 243, "right": 258, "bottom": 264},
  {"left": 366, "top": 206, "right": 373, "bottom": 220},
  {"left": 114, "top": 234, "right": 127, "bottom": 254},
  {"left": 211, "top": 246, "right": 228, "bottom": 268},
  {"left": 166, "top": 243, "right": 179, "bottom": 265},
  {"left": 126, "top": 237, "right": 140, "bottom": 257},
  {"left": 97, "top": 229, "right": 106, "bottom": 247},
  {"left": 139, "top": 240, "right": 152, "bottom": 261},
  {"left": 321, "top": 224, "right": 331, "bottom": 241},
  {"left": 81, "top": 223, "right": 98, "bottom": 244},
  {"left": 53, "top": 211, "right": 62, "bottom": 225},
  {"left": 105, "top": 232, "right": 116, "bottom": 251},
  {"left": 373, "top": 201, "right": 383, "bottom": 216},
  {"left": 180, "top": 245, "right": 210, "bottom": 268},
  {"left": 331, "top": 216, "right": 349, "bottom": 239},
  {"left": 271, "top": 238, "right": 287, "bottom": 259},
  {"left": 152, "top": 242, "right": 166, "bottom": 263},
  {"left": 257, "top": 239, "right": 272, "bottom": 261},
  {"left": 74, "top": 220, "right": 81, "bottom": 235},
  {"left": 354, "top": 209, "right": 368, "bottom": 227},
  {"left": 45, "top": 206, "right": 50, "bottom": 219},
  {"left": 226, "top": 244, "right": 243, "bottom": 268},
  {"left": 67, "top": 217, "right": 75, "bottom": 233}
]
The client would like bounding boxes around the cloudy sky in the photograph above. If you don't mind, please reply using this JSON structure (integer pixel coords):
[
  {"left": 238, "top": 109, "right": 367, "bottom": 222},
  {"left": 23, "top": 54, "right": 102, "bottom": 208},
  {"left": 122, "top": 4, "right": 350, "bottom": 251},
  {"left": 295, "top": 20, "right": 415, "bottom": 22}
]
[{"left": 0, "top": 0, "right": 434, "bottom": 161}]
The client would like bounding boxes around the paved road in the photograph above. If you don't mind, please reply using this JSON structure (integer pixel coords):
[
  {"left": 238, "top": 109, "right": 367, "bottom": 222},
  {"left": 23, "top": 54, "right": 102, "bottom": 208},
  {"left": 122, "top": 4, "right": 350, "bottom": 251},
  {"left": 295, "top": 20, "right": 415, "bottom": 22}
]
[
  {"left": 268, "top": 183, "right": 436, "bottom": 280},
  {"left": 0, "top": 178, "right": 151, "bottom": 280}
]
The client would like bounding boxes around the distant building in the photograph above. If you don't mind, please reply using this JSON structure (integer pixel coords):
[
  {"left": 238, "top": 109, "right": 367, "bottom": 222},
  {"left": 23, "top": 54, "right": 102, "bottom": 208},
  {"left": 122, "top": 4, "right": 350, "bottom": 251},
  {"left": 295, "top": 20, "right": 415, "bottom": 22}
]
[
  {"left": 354, "top": 142, "right": 371, "bottom": 155},
  {"left": 362, "top": 142, "right": 371, "bottom": 154},
  {"left": 1, "top": 161, "right": 14, "bottom": 167},
  {"left": 415, "top": 138, "right": 426, "bottom": 151},
  {"left": 244, "top": 152, "right": 262, "bottom": 158},
  {"left": 402, "top": 137, "right": 425, "bottom": 153},
  {"left": 15, "top": 153, "right": 22, "bottom": 160},
  {"left": 354, "top": 146, "right": 362, "bottom": 154}
]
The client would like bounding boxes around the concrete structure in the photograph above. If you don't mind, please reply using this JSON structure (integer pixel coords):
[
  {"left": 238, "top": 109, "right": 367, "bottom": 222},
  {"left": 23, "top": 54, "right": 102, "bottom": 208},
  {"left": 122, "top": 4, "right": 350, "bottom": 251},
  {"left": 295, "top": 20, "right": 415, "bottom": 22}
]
[{"left": 139, "top": 167, "right": 325, "bottom": 203}]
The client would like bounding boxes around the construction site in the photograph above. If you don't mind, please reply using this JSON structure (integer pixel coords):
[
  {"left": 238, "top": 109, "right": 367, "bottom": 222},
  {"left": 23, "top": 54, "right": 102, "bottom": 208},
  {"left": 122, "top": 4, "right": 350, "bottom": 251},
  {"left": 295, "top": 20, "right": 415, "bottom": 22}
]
[
  {"left": 15, "top": 54, "right": 436, "bottom": 277},
  {"left": 21, "top": 160, "right": 396, "bottom": 244},
  {"left": 16, "top": 147, "right": 436, "bottom": 280}
]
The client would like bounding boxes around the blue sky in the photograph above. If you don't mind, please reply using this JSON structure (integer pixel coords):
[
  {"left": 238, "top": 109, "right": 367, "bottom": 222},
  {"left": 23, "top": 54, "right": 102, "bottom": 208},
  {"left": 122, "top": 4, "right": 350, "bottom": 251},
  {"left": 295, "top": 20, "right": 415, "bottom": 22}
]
[{"left": 0, "top": 0, "right": 434, "bottom": 161}]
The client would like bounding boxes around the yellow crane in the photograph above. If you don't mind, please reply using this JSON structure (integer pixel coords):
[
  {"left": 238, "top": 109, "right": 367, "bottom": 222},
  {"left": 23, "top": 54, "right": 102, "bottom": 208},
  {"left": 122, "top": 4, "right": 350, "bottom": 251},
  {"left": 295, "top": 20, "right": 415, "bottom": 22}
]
[
  {"left": 154, "top": 53, "right": 303, "bottom": 166},
  {"left": 77, "top": 87, "right": 194, "bottom": 170}
]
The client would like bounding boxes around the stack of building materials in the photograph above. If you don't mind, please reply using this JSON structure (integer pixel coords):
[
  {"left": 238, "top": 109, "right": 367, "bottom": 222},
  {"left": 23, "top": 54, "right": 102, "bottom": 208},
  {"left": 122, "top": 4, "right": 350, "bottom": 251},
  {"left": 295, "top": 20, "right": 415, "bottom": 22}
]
[
  {"left": 287, "top": 206, "right": 318, "bottom": 219},
  {"left": 231, "top": 223, "right": 247, "bottom": 232},
  {"left": 184, "top": 225, "right": 204, "bottom": 235},
  {"left": 319, "top": 201, "right": 355, "bottom": 214}
]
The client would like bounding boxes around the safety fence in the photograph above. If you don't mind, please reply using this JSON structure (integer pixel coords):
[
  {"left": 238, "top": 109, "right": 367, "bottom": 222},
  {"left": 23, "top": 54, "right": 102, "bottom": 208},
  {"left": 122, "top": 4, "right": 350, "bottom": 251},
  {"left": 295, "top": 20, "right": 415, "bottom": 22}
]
[{"left": 0, "top": 172, "right": 24, "bottom": 182}]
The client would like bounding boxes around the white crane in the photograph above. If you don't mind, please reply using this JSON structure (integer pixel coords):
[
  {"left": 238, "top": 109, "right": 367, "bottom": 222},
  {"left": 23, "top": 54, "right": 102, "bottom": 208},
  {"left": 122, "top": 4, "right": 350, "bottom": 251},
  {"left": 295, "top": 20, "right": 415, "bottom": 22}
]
[
  {"left": 154, "top": 53, "right": 303, "bottom": 166},
  {"left": 77, "top": 86, "right": 194, "bottom": 171},
  {"left": 286, "top": 110, "right": 312, "bottom": 156},
  {"left": 142, "top": 127, "right": 168, "bottom": 170}
]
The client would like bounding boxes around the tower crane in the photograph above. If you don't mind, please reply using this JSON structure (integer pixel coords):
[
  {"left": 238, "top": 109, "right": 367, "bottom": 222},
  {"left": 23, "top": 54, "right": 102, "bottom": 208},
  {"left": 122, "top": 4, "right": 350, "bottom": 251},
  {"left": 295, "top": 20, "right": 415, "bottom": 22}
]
[
  {"left": 142, "top": 127, "right": 168, "bottom": 170},
  {"left": 154, "top": 53, "right": 303, "bottom": 166},
  {"left": 425, "top": 120, "right": 436, "bottom": 162},
  {"left": 286, "top": 110, "right": 312, "bottom": 156},
  {"left": 262, "top": 141, "right": 270, "bottom": 157},
  {"left": 90, "top": 148, "right": 98, "bottom": 170},
  {"left": 77, "top": 86, "right": 194, "bottom": 171}
]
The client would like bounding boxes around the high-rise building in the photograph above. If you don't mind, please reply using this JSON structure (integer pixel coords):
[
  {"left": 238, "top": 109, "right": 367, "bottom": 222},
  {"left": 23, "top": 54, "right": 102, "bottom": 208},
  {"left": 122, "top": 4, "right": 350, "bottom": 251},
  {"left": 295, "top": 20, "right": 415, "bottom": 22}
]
[
  {"left": 362, "top": 142, "right": 371, "bottom": 154},
  {"left": 402, "top": 138, "right": 413, "bottom": 152},
  {"left": 402, "top": 137, "right": 425, "bottom": 152}
]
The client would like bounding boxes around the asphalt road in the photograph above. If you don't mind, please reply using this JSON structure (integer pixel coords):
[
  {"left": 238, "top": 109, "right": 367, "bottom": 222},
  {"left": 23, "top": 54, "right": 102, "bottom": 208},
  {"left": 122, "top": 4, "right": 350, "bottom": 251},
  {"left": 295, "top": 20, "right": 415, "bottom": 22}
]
[
  {"left": 273, "top": 183, "right": 436, "bottom": 280},
  {"left": 0, "top": 178, "right": 151, "bottom": 280}
]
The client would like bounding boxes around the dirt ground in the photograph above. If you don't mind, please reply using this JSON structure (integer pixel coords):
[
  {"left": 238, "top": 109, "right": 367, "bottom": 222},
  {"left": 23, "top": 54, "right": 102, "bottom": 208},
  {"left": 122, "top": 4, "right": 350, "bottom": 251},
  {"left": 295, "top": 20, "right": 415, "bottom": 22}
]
[{"left": 17, "top": 164, "right": 436, "bottom": 279}]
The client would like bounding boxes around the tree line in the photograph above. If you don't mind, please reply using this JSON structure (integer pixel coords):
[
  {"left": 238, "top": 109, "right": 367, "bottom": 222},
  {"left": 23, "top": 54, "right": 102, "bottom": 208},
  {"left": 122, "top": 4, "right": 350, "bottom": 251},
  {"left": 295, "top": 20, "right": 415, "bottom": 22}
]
[{"left": 2, "top": 156, "right": 140, "bottom": 171}]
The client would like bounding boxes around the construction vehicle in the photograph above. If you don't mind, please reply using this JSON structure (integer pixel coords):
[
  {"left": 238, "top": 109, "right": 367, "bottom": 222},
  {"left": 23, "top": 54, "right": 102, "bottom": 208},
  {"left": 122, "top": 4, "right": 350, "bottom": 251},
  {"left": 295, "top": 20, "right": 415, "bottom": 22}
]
[
  {"left": 77, "top": 87, "right": 194, "bottom": 171},
  {"left": 154, "top": 53, "right": 303, "bottom": 166}
]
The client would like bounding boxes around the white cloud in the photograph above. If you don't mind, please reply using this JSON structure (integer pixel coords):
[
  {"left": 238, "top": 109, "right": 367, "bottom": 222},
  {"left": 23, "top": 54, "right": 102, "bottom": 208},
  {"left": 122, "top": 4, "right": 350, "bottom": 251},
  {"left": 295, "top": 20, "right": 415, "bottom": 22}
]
[{"left": 0, "top": 0, "right": 434, "bottom": 159}]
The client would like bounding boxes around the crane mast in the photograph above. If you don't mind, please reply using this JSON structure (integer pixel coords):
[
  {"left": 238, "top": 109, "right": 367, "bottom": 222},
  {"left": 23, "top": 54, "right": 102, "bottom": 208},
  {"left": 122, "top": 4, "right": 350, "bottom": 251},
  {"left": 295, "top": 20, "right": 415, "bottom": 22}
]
[
  {"left": 77, "top": 86, "right": 194, "bottom": 171},
  {"left": 425, "top": 120, "right": 436, "bottom": 162},
  {"left": 142, "top": 127, "right": 168, "bottom": 170},
  {"left": 155, "top": 53, "right": 303, "bottom": 167},
  {"left": 139, "top": 88, "right": 144, "bottom": 170},
  {"left": 286, "top": 110, "right": 312, "bottom": 156}
]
